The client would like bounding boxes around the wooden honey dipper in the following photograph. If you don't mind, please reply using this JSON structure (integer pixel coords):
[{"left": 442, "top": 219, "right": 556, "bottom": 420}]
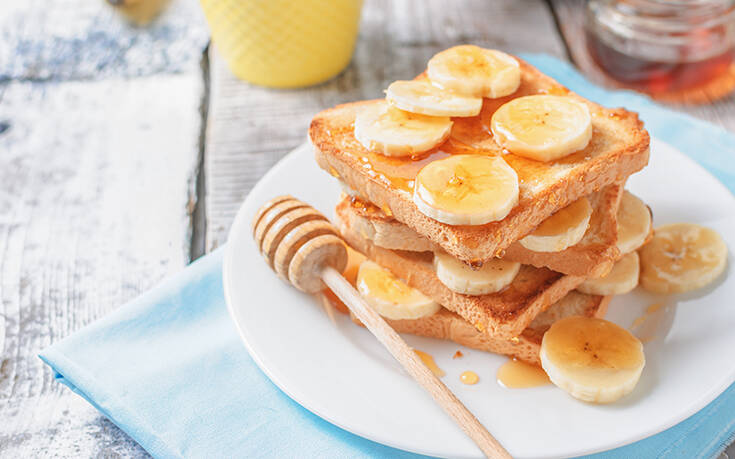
[{"left": 252, "top": 195, "right": 512, "bottom": 459}]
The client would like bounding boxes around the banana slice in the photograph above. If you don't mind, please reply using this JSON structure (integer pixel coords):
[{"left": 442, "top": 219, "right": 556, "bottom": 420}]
[
  {"left": 356, "top": 260, "right": 440, "bottom": 320},
  {"left": 519, "top": 197, "right": 592, "bottom": 252},
  {"left": 577, "top": 251, "right": 639, "bottom": 295},
  {"left": 540, "top": 316, "right": 645, "bottom": 404},
  {"left": 434, "top": 251, "right": 520, "bottom": 295},
  {"left": 617, "top": 191, "right": 652, "bottom": 254},
  {"left": 491, "top": 95, "right": 592, "bottom": 162},
  {"left": 354, "top": 101, "right": 452, "bottom": 157},
  {"left": 427, "top": 45, "right": 521, "bottom": 98},
  {"left": 413, "top": 154, "right": 519, "bottom": 225},
  {"left": 386, "top": 80, "right": 482, "bottom": 117},
  {"left": 325, "top": 246, "right": 367, "bottom": 314},
  {"left": 639, "top": 223, "right": 728, "bottom": 294}
]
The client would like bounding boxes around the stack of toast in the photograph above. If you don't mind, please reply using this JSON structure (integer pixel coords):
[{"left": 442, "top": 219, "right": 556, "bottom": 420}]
[{"left": 308, "top": 46, "right": 651, "bottom": 368}]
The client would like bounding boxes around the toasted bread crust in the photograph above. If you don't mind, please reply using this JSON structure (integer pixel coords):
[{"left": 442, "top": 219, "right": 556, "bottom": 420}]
[
  {"left": 382, "top": 292, "right": 610, "bottom": 365},
  {"left": 310, "top": 58, "right": 650, "bottom": 265},
  {"left": 336, "top": 183, "right": 624, "bottom": 277},
  {"left": 349, "top": 292, "right": 611, "bottom": 365},
  {"left": 338, "top": 220, "right": 585, "bottom": 338}
]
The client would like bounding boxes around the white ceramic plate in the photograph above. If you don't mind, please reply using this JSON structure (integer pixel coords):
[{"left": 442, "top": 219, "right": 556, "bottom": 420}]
[{"left": 223, "top": 139, "right": 735, "bottom": 459}]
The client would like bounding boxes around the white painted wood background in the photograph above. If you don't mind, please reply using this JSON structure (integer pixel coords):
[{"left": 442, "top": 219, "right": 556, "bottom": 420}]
[
  {"left": 2, "top": 0, "right": 733, "bottom": 457},
  {"left": 0, "top": 0, "right": 208, "bottom": 456}
]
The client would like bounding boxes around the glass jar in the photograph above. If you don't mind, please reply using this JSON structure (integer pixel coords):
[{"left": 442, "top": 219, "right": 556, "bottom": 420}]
[{"left": 585, "top": 0, "right": 735, "bottom": 103}]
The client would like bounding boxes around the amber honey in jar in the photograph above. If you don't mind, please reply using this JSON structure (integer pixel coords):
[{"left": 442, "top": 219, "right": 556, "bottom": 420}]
[{"left": 585, "top": 0, "right": 735, "bottom": 103}]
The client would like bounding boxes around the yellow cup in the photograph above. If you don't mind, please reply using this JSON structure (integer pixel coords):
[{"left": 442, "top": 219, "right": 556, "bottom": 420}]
[{"left": 200, "top": 0, "right": 364, "bottom": 88}]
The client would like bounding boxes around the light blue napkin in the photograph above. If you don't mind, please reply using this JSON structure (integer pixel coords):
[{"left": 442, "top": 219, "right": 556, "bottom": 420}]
[{"left": 40, "top": 54, "right": 735, "bottom": 459}]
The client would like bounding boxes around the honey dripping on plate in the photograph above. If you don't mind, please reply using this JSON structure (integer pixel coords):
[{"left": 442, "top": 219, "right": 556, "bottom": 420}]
[
  {"left": 632, "top": 302, "right": 666, "bottom": 329},
  {"left": 414, "top": 349, "right": 445, "bottom": 377},
  {"left": 460, "top": 371, "right": 479, "bottom": 385},
  {"left": 496, "top": 358, "right": 550, "bottom": 389},
  {"left": 631, "top": 301, "right": 670, "bottom": 343}
]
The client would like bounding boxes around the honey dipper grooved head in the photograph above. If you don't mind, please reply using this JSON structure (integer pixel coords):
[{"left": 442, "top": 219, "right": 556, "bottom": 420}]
[
  {"left": 253, "top": 198, "right": 308, "bottom": 251},
  {"left": 253, "top": 197, "right": 348, "bottom": 293},
  {"left": 251, "top": 195, "right": 295, "bottom": 235}
]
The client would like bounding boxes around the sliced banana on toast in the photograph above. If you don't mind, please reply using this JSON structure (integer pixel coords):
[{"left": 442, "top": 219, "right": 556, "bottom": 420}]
[
  {"left": 540, "top": 316, "right": 645, "bottom": 404},
  {"left": 639, "top": 223, "right": 728, "bottom": 294},
  {"left": 434, "top": 252, "right": 520, "bottom": 295},
  {"left": 427, "top": 45, "right": 521, "bottom": 98},
  {"left": 519, "top": 197, "right": 592, "bottom": 252},
  {"left": 491, "top": 95, "right": 592, "bottom": 162},
  {"left": 356, "top": 260, "right": 440, "bottom": 320},
  {"left": 413, "top": 154, "right": 519, "bottom": 225},
  {"left": 354, "top": 101, "right": 452, "bottom": 157},
  {"left": 386, "top": 80, "right": 482, "bottom": 117},
  {"left": 617, "top": 191, "right": 652, "bottom": 254},
  {"left": 577, "top": 251, "right": 639, "bottom": 296}
]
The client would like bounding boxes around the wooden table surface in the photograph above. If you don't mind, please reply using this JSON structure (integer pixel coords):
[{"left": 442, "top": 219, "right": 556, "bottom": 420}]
[{"left": 1, "top": 0, "right": 733, "bottom": 457}]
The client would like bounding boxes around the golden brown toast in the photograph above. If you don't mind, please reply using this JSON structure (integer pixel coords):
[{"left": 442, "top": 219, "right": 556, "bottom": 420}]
[
  {"left": 311, "top": 58, "right": 650, "bottom": 265},
  {"left": 337, "top": 218, "right": 585, "bottom": 339},
  {"left": 336, "top": 183, "right": 624, "bottom": 277},
  {"left": 379, "top": 292, "right": 611, "bottom": 366}
]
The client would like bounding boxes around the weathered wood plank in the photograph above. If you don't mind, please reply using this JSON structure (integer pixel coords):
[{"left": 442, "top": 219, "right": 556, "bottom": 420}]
[
  {"left": 549, "top": 0, "right": 735, "bottom": 132},
  {"left": 0, "top": 0, "right": 208, "bottom": 455},
  {"left": 0, "top": 0, "right": 208, "bottom": 81},
  {"left": 0, "top": 67, "right": 202, "bottom": 459},
  {"left": 204, "top": 0, "right": 569, "bottom": 251}
]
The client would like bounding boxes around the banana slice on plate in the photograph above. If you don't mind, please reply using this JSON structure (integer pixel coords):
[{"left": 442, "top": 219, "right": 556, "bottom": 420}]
[
  {"left": 427, "top": 45, "right": 521, "bottom": 98},
  {"left": 491, "top": 95, "right": 592, "bottom": 162},
  {"left": 541, "top": 316, "right": 645, "bottom": 404},
  {"left": 519, "top": 197, "right": 592, "bottom": 252},
  {"left": 354, "top": 101, "right": 452, "bottom": 157},
  {"left": 386, "top": 80, "right": 482, "bottom": 117},
  {"left": 639, "top": 223, "right": 728, "bottom": 294},
  {"left": 617, "top": 191, "right": 652, "bottom": 254},
  {"left": 356, "top": 260, "right": 440, "bottom": 320},
  {"left": 577, "top": 251, "right": 639, "bottom": 295},
  {"left": 413, "top": 154, "right": 519, "bottom": 225},
  {"left": 434, "top": 252, "right": 520, "bottom": 295}
]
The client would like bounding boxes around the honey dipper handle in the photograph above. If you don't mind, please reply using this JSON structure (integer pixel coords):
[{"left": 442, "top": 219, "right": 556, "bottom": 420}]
[{"left": 321, "top": 266, "right": 512, "bottom": 459}]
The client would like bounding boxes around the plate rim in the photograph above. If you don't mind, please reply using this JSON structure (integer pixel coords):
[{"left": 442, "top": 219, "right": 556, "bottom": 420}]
[
  {"left": 223, "top": 139, "right": 735, "bottom": 458},
  {"left": 222, "top": 144, "right": 450, "bottom": 457}
]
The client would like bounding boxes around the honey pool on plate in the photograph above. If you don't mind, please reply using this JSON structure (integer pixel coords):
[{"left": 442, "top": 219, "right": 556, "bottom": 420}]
[{"left": 497, "top": 358, "right": 551, "bottom": 389}]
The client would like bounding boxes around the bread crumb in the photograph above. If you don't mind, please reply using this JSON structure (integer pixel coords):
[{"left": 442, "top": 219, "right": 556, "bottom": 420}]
[{"left": 453, "top": 350, "right": 464, "bottom": 359}]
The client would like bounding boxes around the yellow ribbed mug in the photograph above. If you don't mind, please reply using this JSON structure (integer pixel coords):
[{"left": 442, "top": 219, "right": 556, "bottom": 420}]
[{"left": 200, "top": 0, "right": 364, "bottom": 88}]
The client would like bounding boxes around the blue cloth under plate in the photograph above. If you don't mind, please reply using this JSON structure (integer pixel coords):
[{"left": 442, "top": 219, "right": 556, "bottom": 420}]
[{"left": 40, "top": 54, "right": 735, "bottom": 459}]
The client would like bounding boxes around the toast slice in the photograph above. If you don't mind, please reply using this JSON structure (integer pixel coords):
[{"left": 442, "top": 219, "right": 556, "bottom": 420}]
[
  {"left": 311, "top": 57, "right": 650, "bottom": 265},
  {"left": 337, "top": 216, "right": 585, "bottom": 339},
  {"left": 378, "top": 292, "right": 611, "bottom": 366},
  {"left": 336, "top": 183, "right": 624, "bottom": 277}
]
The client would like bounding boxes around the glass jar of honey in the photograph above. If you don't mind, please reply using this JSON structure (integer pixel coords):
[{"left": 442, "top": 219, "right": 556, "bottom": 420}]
[{"left": 585, "top": 0, "right": 735, "bottom": 103}]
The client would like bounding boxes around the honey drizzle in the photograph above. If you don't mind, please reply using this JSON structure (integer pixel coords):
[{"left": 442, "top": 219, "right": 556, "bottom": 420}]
[
  {"left": 348, "top": 142, "right": 458, "bottom": 193},
  {"left": 460, "top": 371, "right": 479, "bottom": 385},
  {"left": 414, "top": 349, "right": 445, "bottom": 377},
  {"left": 496, "top": 358, "right": 551, "bottom": 389},
  {"left": 631, "top": 302, "right": 666, "bottom": 329},
  {"left": 341, "top": 75, "right": 592, "bottom": 198}
]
